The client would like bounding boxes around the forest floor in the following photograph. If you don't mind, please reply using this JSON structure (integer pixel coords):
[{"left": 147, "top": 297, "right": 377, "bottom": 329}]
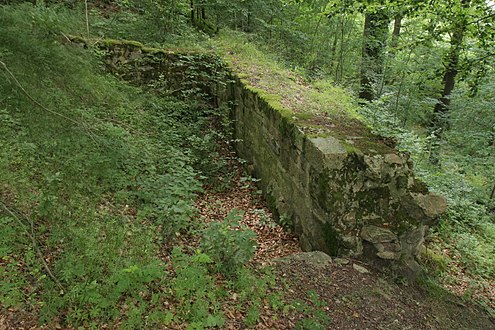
[
  {"left": 0, "top": 7, "right": 493, "bottom": 326},
  {"left": 191, "top": 155, "right": 495, "bottom": 329},
  {"left": 3, "top": 143, "right": 494, "bottom": 330},
  {"left": 0, "top": 134, "right": 492, "bottom": 329},
  {"left": 211, "top": 32, "right": 495, "bottom": 328}
]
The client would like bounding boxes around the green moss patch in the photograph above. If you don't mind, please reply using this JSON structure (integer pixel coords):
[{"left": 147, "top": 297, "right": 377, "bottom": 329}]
[{"left": 212, "top": 30, "right": 398, "bottom": 156}]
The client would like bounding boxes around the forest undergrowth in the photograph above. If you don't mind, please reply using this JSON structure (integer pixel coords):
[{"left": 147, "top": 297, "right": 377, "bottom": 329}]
[{"left": 0, "top": 1, "right": 494, "bottom": 328}]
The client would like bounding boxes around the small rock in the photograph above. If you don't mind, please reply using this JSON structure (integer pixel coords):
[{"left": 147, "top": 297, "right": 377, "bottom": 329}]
[
  {"left": 361, "top": 225, "right": 398, "bottom": 244},
  {"left": 384, "top": 153, "right": 406, "bottom": 165},
  {"left": 403, "top": 258, "right": 422, "bottom": 279},
  {"left": 311, "top": 137, "right": 347, "bottom": 155},
  {"left": 353, "top": 264, "right": 369, "bottom": 274},
  {"left": 374, "top": 243, "right": 385, "bottom": 252},
  {"left": 403, "top": 193, "right": 447, "bottom": 225},
  {"left": 334, "top": 258, "right": 349, "bottom": 265},
  {"left": 277, "top": 251, "right": 332, "bottom": 269}
]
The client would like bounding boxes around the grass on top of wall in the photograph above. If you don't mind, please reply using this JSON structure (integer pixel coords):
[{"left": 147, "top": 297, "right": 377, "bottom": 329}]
[{"left": 212, "top": 30, "right": 359, "bottom": 121}]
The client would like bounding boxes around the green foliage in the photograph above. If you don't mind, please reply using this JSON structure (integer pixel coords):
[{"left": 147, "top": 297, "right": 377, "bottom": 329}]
[
  {"left": 201, "top": 210, "right": 257, "bottom": 277},
  {"left": 251, "top": 208, "right": 277, "bottom": 229},
  {"left": 3, "top": 0, "right": 493, "bottom": 325},
  {"left": 293, "top": 291, "right": 331, "bottom": 330},
  {"left": 171, "top": 248, "right": 225, "bottom": 328},
  {"left": 90, "top": 0, "right": 209, "bottom": 48},
  {"left": 169, "top": 248, "right": 282, "bottom": 328},
  {"left": 425, "top": 173, "right": 495, "bottom": 279},
  {"left": 181, "top": 105, "right": 238, "bottom": 191},
  {"left": 278, "top": 214, "right": 294, "bottom": 231},
  {"left": 0, "top": 216, "right": 30, "bottom": 308},
  {"left": 171, "top": 53, "right": 228, "bottom": 100},
  {"left": 0, "top": 5, "right": 297, "bottom": 328},
  {"left": 228, "top": 266, "right": 279, "bottom": 326},
  {"left": 0, "top": 4, "right": 217, "bottom": 327},
  {"left": 359, "top": 96, "right": 431, "bottom": 160}
]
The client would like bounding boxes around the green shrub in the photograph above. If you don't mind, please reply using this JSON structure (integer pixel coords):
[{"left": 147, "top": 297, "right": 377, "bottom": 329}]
[
  {"left": 171, "top": 248, "right": 225, "bottom": 328},
  {"left": 293, "top": 291, "right": 331, "bottom": 330},
  {"left": 201, "top": 210, "right": 257, "bottom": 277}
]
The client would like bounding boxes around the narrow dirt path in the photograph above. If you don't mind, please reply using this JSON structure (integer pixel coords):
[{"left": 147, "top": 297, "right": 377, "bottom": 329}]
[{"left": 194, "top": 161, "right": 300, "bottom": 265}]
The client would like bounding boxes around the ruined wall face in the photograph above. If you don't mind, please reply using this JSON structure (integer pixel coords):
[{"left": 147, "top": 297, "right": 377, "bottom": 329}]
[
  {"left": 92, "top": 40, "right": 226, "bottom": 104},
  {"left": 91, "top": 40, "right": 446, "bottom": 274},
  {"left": 218, "top": 78, "right": 446, "bottom": 274}
]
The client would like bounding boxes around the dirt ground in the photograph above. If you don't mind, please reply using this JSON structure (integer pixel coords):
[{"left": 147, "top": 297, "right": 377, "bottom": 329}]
[
  {"left": 272, "top": 254, "right": 494, "bottom": 330},
  {"left": 195, "top": 161, "right": 495, "bottom": 330}
]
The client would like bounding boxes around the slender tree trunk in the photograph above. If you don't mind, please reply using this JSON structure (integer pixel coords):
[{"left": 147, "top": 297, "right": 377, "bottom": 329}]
[
  {"left": 200, "top": 0, "right": 206, "bottom": 20},
  {"left": 246, "top": 12, "right": 252, "bottom": 32},
  {"left": 378, "top": 13, "right": 402, "bottom": 95},
  {"left": 432, "top": 25, "right": 465, "bottom": 126},
  {"left": 328, "top": 20, "right": 339, "bottom": 77},
  {"left": 394, "top": 48, "right": 413, "bottom": 114},
  {"left": 308, "top": 15, "right": 324, "bottom": 70},
  {"left": 429, "top": 0, "right": 470, "bottom": 165},
  {"left": 85, "top": 0, "right": 89, "bottom": 37},
  {"left": 432, "top": 0, "right": 470, "bottom": 131},
  {"left": 339, "top": 18, "right": 352, "bottom": 83},
  {"left": 196, "top": 0, "right": 200, "bottom": 21},
  {"left": 390, "top": 14, "right": 402, "bottom": 51},
  {"left": 190, "top": 0, "right": 195, "bottom": 24},
  {"left": 359, "top": 12, "right": 389, "bottom": 102},
  {"left": 169, "top": 0, "right": 177, "bottom": 34},
  {"left": 383, "top": 13, "right": 403, "bottom": 86},
  {"left": 245, "top": 1, "right": 253, "bottom": 33},
  {"left": 336, "top": 18, "right": 345, "bottom": 82}
]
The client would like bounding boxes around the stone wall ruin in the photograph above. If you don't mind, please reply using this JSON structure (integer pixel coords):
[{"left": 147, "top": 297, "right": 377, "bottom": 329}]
[{"left": 73, "top": 37, "right": 447, "bottom": 275}]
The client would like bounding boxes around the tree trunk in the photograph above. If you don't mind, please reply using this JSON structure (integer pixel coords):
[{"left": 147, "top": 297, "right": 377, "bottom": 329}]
[
  {"left": 200, "top": 0, "right": 206, "bottom": 20},
  {"left": 245, "top": 1, "right": 253, "bottom": 33},
  {"left": 359, "top": 12, "right": 390, "bottom": 102},
  {"left": 431, "top": 7, "right": 468, "bottom": 132},
  {"left": 390, "top": 14, "right": 402, "bottom": 51},
  {"left": 190, "top": 0, "right": 195, "bottom": 23},
  {"left": 433, "top": 27, "right": 464, "bottom": 120},
  {"left": 429, "top": 27, "right": 464, "bottom": 165},
  {"left": 429, "top": 0, "right": 470, "bottom": 165},
  {"left": 384, "top": 13, "right": 402, "bottom": 86}
]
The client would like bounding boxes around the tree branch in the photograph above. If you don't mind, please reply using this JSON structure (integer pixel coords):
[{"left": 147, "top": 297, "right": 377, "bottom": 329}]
[{"left": 0, "top": 201, "right": 65, "bottom": 294}]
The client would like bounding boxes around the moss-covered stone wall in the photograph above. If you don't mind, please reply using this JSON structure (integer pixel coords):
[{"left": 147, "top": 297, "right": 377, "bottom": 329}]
[
  {"left": 75, "top": 37, "right": 447, "bottom": 275},
  {"left": 68, "top": 36, "right": 226, "bottom": 104},
  {"left": 217, "top": 76, "right": 447, "bottom": 275}
]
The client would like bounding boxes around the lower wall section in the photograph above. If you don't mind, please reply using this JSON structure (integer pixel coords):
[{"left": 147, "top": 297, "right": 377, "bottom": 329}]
[{"left": 219, "top": 77, "right": 446, "bottom": 274}]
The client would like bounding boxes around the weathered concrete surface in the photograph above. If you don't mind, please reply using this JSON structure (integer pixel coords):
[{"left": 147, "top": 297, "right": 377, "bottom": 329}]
[{"left": 77, "top": 38, "right": 447, "bottom": 274}]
